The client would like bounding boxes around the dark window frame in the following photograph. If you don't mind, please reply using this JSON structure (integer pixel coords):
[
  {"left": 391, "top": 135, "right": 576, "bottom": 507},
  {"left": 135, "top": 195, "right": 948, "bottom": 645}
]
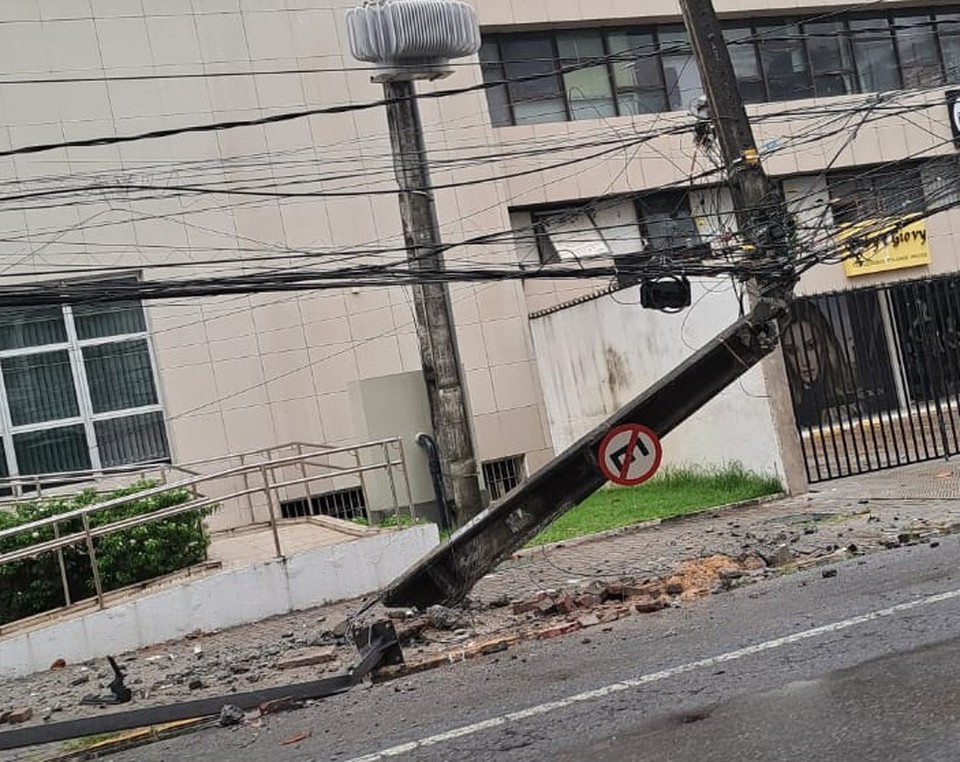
[{"left": 481, "top": 8, "right": 960, "bottom": 127}]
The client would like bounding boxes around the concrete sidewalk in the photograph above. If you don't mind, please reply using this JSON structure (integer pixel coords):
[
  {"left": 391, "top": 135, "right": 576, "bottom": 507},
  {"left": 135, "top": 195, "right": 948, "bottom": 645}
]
[{"left": 2, "top": 460, "right": 959, "bottom": 747}]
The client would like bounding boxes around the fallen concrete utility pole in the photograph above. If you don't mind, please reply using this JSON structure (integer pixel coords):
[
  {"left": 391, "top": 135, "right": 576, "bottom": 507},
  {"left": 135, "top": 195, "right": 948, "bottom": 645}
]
[
  {"left": 381, "top": 295, "right": 788, "bottom": 610},
  {"left": 0, "top": 622, "right": 402, "bottom": 752}
]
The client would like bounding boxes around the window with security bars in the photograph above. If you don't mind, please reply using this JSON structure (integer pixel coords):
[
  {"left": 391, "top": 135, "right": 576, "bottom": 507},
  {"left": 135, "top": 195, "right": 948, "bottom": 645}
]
[
  {"left": 482, "top": 456, "right": 526, "bottom": 502},
  {"left": 280, "top": 487, "right": 367, "bottom": 521},
  {"left": 0, "top": 299, "right": 169, "bottom": 480}
]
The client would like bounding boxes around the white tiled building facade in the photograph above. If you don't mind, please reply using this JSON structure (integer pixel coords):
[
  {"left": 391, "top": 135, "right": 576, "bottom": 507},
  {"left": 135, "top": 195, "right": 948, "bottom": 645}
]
[{"left": 0, "top": 0, "right": 957, "bottom": 521}]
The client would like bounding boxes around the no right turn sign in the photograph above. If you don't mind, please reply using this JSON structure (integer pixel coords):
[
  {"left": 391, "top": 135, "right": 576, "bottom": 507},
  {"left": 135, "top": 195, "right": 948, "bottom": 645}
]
[{"left": 597, "top": 424, "right": 662, "bottom": 487}]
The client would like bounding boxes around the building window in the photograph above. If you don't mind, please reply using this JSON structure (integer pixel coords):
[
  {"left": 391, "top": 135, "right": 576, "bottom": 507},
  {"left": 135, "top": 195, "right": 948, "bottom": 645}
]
[
  {"left": 827, "top": 165, "right": 926, "bottom": 226},
  {"left": 806, "top": 20, "right": 857, "bottom": 97},
  {"left": 895, "top": 16, "right": 943, "bottom": 89},
  {"left": 480, "top": 10, "right": 960, "bottom": 127},
  {"left": 531, "top": 208, "right": 613, "bottom": 264},
  {"left": 480, "top": 26, "right": 703, "bottom": 125},
  {"left": 527, "top": 192, "right": 701, "bottom": 266},
  {"left": 637, "top": 190, "right": 701, "bottom": 254},
  {"left": 0, "top": 299, "right": 168, "bottom": 480},
  {"left": 482, "top": 455, "right": 526, "bottom": 501},
  {"left": 608, "top": 30, "right": 667, "bottom": 115},
  {"left": 558, "top": 31, "right": 616, "bottom": 120},
  {"left": 502, "top": 37, "right": 567, "bottom": 125},
  {"left": 724, "top": 26, "right": 766, "bottom": 104},
  {"left": 757, "top": 21, "right": 813, "bottom": 101},
  {"left": 849, "top": 18, "right": 901, "bottom": 93},
  {"left": 280, "top": 487, "right": 367, "bottom": 521}
]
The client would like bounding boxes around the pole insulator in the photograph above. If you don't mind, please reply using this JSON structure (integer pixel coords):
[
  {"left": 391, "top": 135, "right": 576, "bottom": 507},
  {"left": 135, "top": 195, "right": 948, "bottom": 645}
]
[{"left": 347, "top": 0, "right": 481, "bottom": 80}]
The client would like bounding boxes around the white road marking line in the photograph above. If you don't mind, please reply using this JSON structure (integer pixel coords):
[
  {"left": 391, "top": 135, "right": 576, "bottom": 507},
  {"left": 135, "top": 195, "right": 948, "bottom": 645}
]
[{"left": 345, "top": 587, "right": 960, "bottom": 761}]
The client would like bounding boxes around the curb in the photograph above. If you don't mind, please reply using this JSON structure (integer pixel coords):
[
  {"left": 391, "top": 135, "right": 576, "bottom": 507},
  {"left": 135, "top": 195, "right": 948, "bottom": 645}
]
[{"left": 513, "top": 492, "right": 788, "bottom": 559}]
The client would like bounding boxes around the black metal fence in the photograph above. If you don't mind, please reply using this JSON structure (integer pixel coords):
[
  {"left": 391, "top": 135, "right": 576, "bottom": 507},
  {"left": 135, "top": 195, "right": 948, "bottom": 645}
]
[{"left": 786, "top": 274, "right": 960, "bottom": 482}]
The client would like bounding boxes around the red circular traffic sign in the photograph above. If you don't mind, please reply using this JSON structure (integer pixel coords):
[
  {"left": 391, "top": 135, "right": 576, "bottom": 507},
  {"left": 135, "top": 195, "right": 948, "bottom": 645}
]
[{"left": 597, "top": 424, "right": 662, "bottom": 486}]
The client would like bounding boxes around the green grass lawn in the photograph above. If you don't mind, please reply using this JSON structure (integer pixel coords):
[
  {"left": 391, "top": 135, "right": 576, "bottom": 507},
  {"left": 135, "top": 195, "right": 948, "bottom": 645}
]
[{"left": 527, "top": 464, "right": 783, "bottom": 546}]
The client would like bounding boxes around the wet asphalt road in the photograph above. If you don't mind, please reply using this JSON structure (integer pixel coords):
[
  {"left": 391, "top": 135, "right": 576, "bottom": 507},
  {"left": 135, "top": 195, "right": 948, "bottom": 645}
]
[{"left": 109, "top": 533, "right": 960, "bottom": 762}]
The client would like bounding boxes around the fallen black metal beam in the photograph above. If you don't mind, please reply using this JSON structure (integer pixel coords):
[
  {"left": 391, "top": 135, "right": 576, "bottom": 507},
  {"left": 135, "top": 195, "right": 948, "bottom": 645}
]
[
  {"left": 381, "top": 297, "right": 788, "bottom": 610},
  {"left": 0, "top": 621, "right": 400, "bottom": 752}
]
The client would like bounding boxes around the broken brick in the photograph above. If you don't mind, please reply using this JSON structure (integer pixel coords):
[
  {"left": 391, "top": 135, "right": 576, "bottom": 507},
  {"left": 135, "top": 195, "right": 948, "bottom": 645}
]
[
  {"left": 537, "top": 621, "right": 581, "bottom": 640},
  {"left": 259, "top": 697, "right": 303, "bottom": 716},
  {"left": 579, "top": 580, "right": 608, "bottom": 599},
  {"left": 49, "top": 659, "right": 66, "bottom": 671},
  {"left": 371, "top": 654, "right": 450, "bottom": 683},
  {"left": 575, "top": 593, "right": 602, "bottom": 609},
  {"left": 603, "top": 581, "right": 630, "bottom": 600},
  {"left": 555, "top": 592, "right": 577, "bottom": 614},
  {"left": 597, "top": 606, "right": 631, "bottom": 624},
  {"left": 577, "top": 613, "right": 601, "bottom": 628},
  {"left": 468, "top": 635, "right": 520, "bottom": 658},
  {"left": 536, "top": 597, "right": 557, "bottom": 616},
  {"left": 664, "top": 581, "right": 684, "bottom": 596},
  {"left": 512, "top": 593, "right": 548, "bottom": 615},
  {"left": 634, "top": 597, "right": 669, "bottom": 614},
  {"left": 6, "top": 708, "right": 33, "bottom": 725},
  {"left": 276, "top": 647, "right": 338, "bottom": 670},
  {"left": 624, "top": 583, "right": 664, "bottom": 599},
  {"left": 395, "top": 618, "right": 430, "bottom": 643}
]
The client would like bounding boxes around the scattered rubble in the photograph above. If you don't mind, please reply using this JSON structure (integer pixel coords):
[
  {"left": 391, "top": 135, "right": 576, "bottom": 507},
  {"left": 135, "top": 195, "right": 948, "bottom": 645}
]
[
  {"left": 218, "top": 704, "right": 245, "bottom": 727},
  {"left": 3, "top": 474, "right": 960, "bottom": 741}
]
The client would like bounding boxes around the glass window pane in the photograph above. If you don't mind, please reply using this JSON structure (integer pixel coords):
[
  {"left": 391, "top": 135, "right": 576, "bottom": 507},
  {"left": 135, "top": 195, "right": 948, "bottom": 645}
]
[
  {"left": 95, "top": 412, "right": 169, "bottom": 468},
  {"left": 557, "top": 32, "right": 616, "bottom": 120},
  {"left": 639, "top": 192, "right": 700, "bottom": 252},
  {"left": 0, "top": 306, "right": 66, "bottom": 351},
  {"left": 501, "top": 37, "right": 567, "bottom": 124},
  {"left": 895, "top": 15, "right": 942, "bottom": 88},
  {"left": 805, "top": 21, "right": 857, "bottom": 97},
  {"left": 876, "top": 167, "right": 925, "bottom": 217},
  {"left": 480, "top": 40, "right": 512, "bottom": 127},
  {"left": 937, "top": 14, "right": 960, "bottom": 84},
  {"left": 14, "top": 425, "right": 90, "bottom": 476},
  {"left": 723, "top": 27, "right": 766, "bottom": 103},
  {"left": 83, "top": 339, "right": 158, "bottom": 414},
  {"left": 3, "top": 351, "right": 79, "bottom": 426},
  {"left": 607, "top": 30, "right": 668, "bottom": 115},
  {"left": 73, "top": 301, "right": 146, "bottom": 340},
  {"left": 850, "top": 18, "right": 901, "bottom": 92},
  {"left": 758, "top": 22, "right": 813, "bottom": 100},
  {"left": 659, "top": 28, "right": 704, "bottom": 110}
]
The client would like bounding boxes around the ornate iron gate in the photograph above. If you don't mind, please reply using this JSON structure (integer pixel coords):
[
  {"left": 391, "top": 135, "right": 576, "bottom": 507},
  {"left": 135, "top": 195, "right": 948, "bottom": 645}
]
[{"left": 786, "top": 274, "right": 960, "bottom": 482}]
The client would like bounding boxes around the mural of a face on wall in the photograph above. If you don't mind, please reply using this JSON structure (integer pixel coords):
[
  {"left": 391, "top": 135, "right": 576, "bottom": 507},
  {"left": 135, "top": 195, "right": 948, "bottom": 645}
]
[
  {"left": 780, "top": 300, "right": 859, "bottom": 428},
  {"left": 782, "top": 319, "right": 821, "bottom": 387}
]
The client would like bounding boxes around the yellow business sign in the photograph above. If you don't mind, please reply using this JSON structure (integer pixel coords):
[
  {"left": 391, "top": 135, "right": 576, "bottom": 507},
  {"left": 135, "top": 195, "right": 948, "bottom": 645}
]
[{"left": 839, "top": 216, "right": 931, "bottom": 278}]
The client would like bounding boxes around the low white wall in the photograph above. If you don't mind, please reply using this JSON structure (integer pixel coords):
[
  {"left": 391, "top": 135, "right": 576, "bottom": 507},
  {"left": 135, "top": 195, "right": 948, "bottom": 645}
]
[
  {"left": 529, "top": 279, "right": 785, "bottom": 479},
  {"left": 0, "top": 525, "right": 438, "bottom": 680}
]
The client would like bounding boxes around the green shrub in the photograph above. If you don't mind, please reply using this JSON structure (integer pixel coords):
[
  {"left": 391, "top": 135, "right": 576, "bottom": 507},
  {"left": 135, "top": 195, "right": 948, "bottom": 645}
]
[{"left": 0, "top": 482, "right": 212, "bottom": 626}]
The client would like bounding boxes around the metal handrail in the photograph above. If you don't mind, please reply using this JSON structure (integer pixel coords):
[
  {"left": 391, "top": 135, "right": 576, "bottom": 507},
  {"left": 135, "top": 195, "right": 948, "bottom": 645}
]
[
  {"left": 0, "top": 437, "right": 415, "bottom": 620},
  {"left": 0, "top": 440, "right": 341, "bottom": 497},
  {"left": 0, "top": 456, "right": 412, "bottom": 566},
  {"left": 0, "top": 438, "right": 405, "bottom": 542}
]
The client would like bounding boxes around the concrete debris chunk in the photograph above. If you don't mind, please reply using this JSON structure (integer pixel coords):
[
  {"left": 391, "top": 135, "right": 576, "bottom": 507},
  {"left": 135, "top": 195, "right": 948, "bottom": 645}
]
[
  {"left": 425, "top": 604, "right": 464, "bottom": 630},
  {"left": 219, "top": 704, "right": 246, "bottom": 727},
  {"left": 5, "top": 708, "right": 33, "bottom": 725},
  {"left": 276, "top": 647, "right": 338, "bottom": 670},
  {"left": 634, "top": 597, "right": 669, "bottom": 614}
]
